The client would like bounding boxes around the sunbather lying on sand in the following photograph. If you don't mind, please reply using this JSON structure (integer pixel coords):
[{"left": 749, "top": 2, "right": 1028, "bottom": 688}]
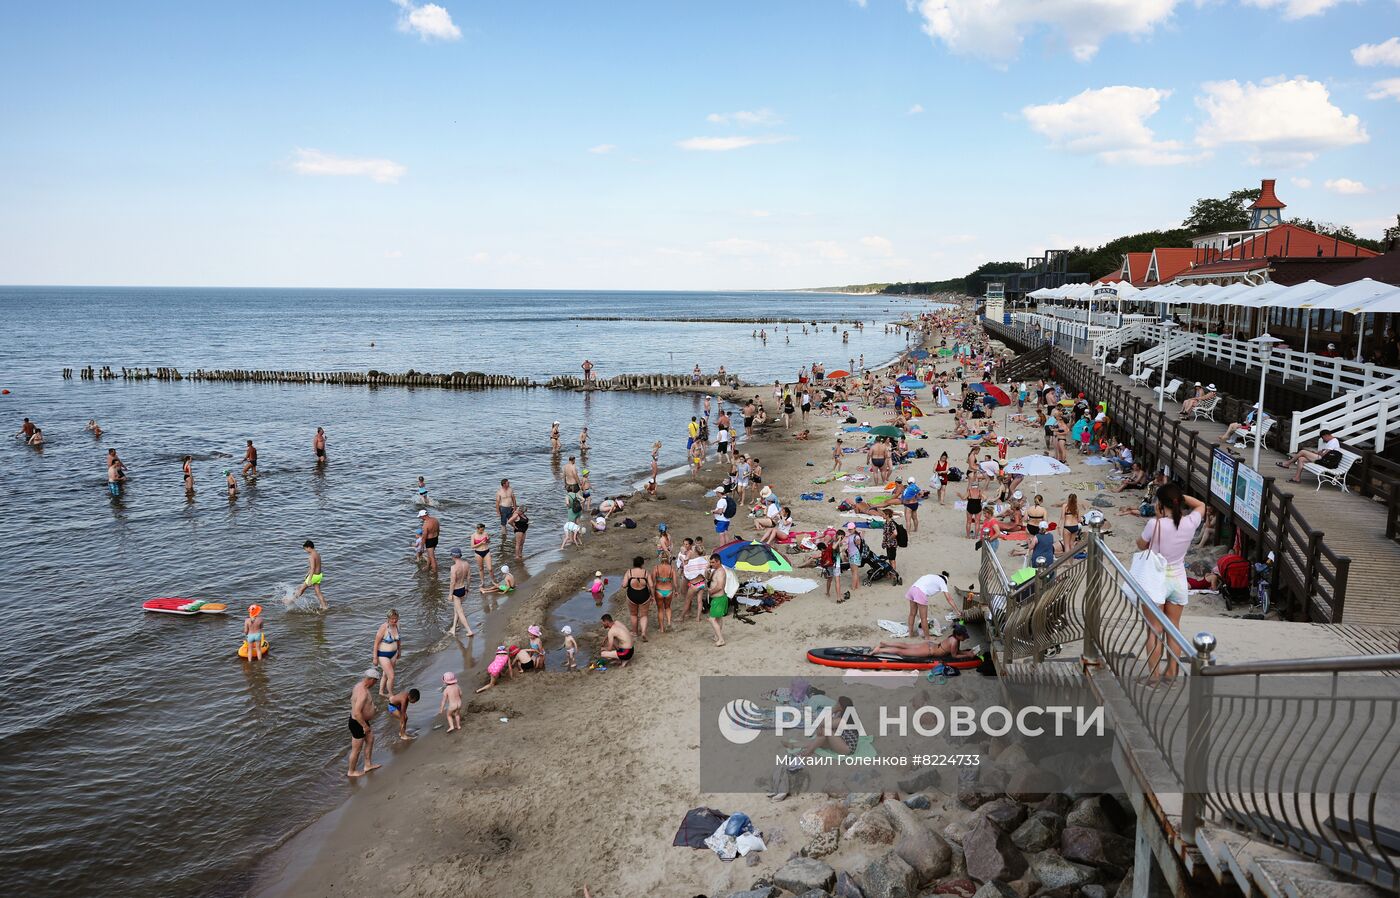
[{"left": 870, "top": 627, "right": 975, "bottom": 659}]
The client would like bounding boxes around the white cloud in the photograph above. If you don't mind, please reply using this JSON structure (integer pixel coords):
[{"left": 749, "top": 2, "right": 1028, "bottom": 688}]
[
  {"left": 391, "top": 0, "right": 461, "bottom": 41},
  {"left": 907, "top": 103, "right": 925, "bottom": 115},
  {"left": 914, "top": 0, "right": 1180, "bottom": 64},
  {"left": 1022, "top": 86, "right": 1201, "bottom": 165},
  {"left": 1368, "top": 78, "right": 1400, "bottom": 101},
  {"left": 811, "top": 240, "right": 849, "bottom": 261},
  {"left": 1194, "top": 77, "right": 1368, "bottom": 165},
  {"left": 859, "top": 235, "right": 895, "bottom": 256},
  {"left": 1352, "top": 37, "right": 1400, "bottom": 66},
  {"left": 705, "top": 108, "right": 782, "bottom": 126},
  {"left": 676, "top": 135, "right": 794, "bottom": 151},
  {"left": 1291, "top": 176, "right": 1312, "bottom": 188},
  {"left": 1324, "top": 177, "right": 1370, "bottom": 195},
  {"left": 853, "top": 0, "right": 869, "bottom": 7},
  {"left": 384, "top": 249, "right": 403, "bottom": 259},
  {"left": 1242, "top": 0, "right": 1354, "bottom": 20},
  {"left": 290, "top": 148, "right": 406, "bottom": 184},
  {"left": 588, "top": 144, "right": 616, "bottom": 154}
]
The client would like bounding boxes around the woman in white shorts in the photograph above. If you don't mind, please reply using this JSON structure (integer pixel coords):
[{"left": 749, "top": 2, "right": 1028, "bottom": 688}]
[
  {"left": 1137, "top": 483, "right": 1204, "bottom": 684},
  {"left": 905, "top": 571, "right": 951, "bottom": 639}
]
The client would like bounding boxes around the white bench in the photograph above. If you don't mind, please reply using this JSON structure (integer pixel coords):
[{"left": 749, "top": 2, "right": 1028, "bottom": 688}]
[
  {"left": 1188, "top": 395, "right": 1220, "bottom": 422},
  {"left": 1109, "top": 357, "right": 1127, "bottom": 374},
  {"left": 1128, "top": 366, "right": 1155, "bottom": 386},
  {"left": 1230, "top": 417, "right": 1275, "bottom": 450},
  {"left": 1154, "top": 378, "right": 1184, "bottom": 402},
  {"left": 1303, "top": 448, "right": 1360, "bottom": 492}
]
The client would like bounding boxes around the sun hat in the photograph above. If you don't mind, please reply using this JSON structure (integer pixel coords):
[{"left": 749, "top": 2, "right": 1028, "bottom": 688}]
[
  {"left": 594, "top": 570, "right": 603, "bottom": 578},
  {"left": 846, "top": 522, "right": 857, "bottom": 530},
  {"left": 527, "top": 625, "right": 542, "bottom": 637},
  {"left": 1206, "top": 383, "right": 1216, "bottom": 391},
  {"left": 495, "top": 645, "right": 508, "bottom": 655},
  {"left": 760, "top": 486, "right": 772, "bottom": 498},
  {"left": 442, "top": 671, "right": 457, "bottom": 685},
  {"left": 248, "top": 604, "right": 262, "bottom": 617},
  {"left": 364, "top": 667, "right": 382, "bottom": 679},
  {"left": 450, "top": 547, "right": 462, "bottom": 558},
  {"left": 418, "top": 509, "right": 428, "bottom": 517}
]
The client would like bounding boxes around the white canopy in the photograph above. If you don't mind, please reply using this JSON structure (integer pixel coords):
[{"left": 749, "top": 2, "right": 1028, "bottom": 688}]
[
  {"left": 1194, "top": 282, "right": 1252, "bottom": 306},
  {"left": 1294, "top": 278, "right": 1397, "bottom": 312},
  {"left": 1028, "top": 287, "right": 1054, "bottom": 299},
  {"left": 1262, "top": 280, "right": 1334, "bottom": 309},
  {"left": 1348, "top": 286, "right": 1400, "bottom": 315},
  {"left": 1225, "top": 281, "right": 1287, "bottom": 307}
]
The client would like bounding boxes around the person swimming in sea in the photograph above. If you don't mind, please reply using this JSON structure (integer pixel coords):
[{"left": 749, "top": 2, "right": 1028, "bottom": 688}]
[{"left": 293, "top": 539, "right": 328, "bottom": 610}]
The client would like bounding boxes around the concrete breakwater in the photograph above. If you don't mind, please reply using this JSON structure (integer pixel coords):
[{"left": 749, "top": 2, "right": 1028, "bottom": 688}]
[{"left": 61, "top": 366, "right": 740, "bottom": 393}]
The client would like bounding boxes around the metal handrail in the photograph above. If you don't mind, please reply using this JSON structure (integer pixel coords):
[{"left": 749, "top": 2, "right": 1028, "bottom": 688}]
[{"left": 1203, "top": 654, "right": 1400, "bottom": 676}]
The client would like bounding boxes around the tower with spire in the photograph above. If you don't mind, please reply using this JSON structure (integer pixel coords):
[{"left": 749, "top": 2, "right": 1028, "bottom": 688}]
[{"left": 1249, "top": 179, "right": 1286, "bottom": 229}]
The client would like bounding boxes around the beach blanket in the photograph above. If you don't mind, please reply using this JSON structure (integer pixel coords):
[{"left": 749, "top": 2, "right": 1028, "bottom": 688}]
[
  {"left": 878, "top": 619, "right": 910, "bottom": 637},
  {"left": 1083, "top": 456, "right": 1112, "bottom": 466},
  {"left": 766, "top": 576, "right": 819, "bottom": 594},
  {"left": 674, "top": 808, "right": 730, "bottom": 849},
  {"left": 799, "top": 492, "right": 824, "bottom": 501},
  {"left": 811, "top": 473, "right": 848, "bottom": 484}
]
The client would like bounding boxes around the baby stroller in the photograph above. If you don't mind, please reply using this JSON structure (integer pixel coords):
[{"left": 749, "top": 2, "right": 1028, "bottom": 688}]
[
  {"left": 1216, "top": 554, "right": 1252, "bottom": 611},
  {"left": 859, "top": 541, "right": 903, "bottom": 586}
]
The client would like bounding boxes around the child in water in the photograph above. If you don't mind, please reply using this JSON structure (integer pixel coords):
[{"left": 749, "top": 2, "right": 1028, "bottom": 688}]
[
  {"left": 416, "top": 476, "right": 429, "bottom": 504},
  {"left": 480, "top": 564, "right": 515, "bottom": 594},
  {"left": 440, "top": 672, "right": 463, "bottom": 732},
  {"left": 412, "top": 527, "right": 425, "bottom": 563},
  {"left": 243, "top": 604, "right": 264, "bottom": 661},
  {"left": 589, "top": 571, "right": 607, "bottom": 605},
  {"left": 386, "top": 688, "right": 420, "bottom": 740},
  {"left": 225, "top": 469, "right": 238, "bottom": 499},
  {"left": 561, "top": 625, "right": 579, "bottom": 670},
  {"left": 475, "top": 646, "right": 513, "bottom": 693}
]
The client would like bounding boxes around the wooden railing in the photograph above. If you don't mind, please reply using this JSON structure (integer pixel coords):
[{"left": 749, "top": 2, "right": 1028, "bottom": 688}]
[{"left": 985, "top": 318, "right": 1352, "bottom": 622}]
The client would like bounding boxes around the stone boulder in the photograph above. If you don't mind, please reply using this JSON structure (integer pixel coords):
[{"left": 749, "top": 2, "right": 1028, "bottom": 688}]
[
  {"left": 726, "top": 888, "right": 780, "bottom": 898},
  {"left": 1011, "top": 812, "right": 1065, "bottom": 854},
  {"left": 859, "top": 850, "right": 919, "bottom": 898},
  {"left": 978, "top": 797, "right": 1030, "bottom": 832},
  {"left": 883, "top": 798, "right": 952, "bottom": 883},
  {"left": 1035, "top": 795, "right": 1073, "bottom": 817},
  {"left": 846, "top": 805, "right": 896, "bottom": 845},
  {"left": 848, "top": 792, "right": 884, "bottom": 811},
  {"left": 834, "top": 871, "right": 866, "bottom": 898},
  {"left": 963, "top": 817, "right": 1028, "bottom": 883},
  {"left": 972, "top": 882, "right": 1020, "bottom": 898},
  {"left": 802, "top": 829, "right": 840, "bottom": 858},
  {"left": 801, "top": 802, "right": 848, "bottom": 836},
  {"left": 903, "top": 794, "right": 932, "bottom": 810},
  {"left": 1028, "top": 851, "right": 1098, "bottom": 891},
  {"left": 774, "top": 858, "right": 837, "bottom": 894},
  {"left": 1065, "top": 797, "right": 1130, "bottom": 834},
  {"left": 1060, "top": 826, "right": 1133, "bottom": 871}
]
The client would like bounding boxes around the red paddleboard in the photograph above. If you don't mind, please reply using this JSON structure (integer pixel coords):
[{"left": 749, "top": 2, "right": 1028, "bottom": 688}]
[
  {"left": 144, "top": 597, "right": 200, "bottom": 615},
  {"left": 806, "top": 646, "right": 983, "bottom": 671}
]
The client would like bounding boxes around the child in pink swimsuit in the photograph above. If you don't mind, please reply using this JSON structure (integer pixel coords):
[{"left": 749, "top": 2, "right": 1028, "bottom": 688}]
[{"left": 475, "top": 646, "right": 512, "bottom": 693}]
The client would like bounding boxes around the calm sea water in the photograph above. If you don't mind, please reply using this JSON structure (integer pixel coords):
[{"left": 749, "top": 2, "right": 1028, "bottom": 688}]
[{"left": 0, "top": 287, "right": 924, "bottom": 897}]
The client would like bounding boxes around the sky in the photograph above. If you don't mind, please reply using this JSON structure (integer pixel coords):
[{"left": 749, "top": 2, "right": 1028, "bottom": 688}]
[{"left": 0, "top": 0, "right": 1397, "bottom": 290}]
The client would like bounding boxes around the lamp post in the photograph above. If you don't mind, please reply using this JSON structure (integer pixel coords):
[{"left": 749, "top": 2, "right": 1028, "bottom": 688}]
[
  {"left": 1157, "top": 321, "right": 1178, "bottom": 412},
  {"left": 1248, "top": 334, "right": 1284, "bottom": 469}
]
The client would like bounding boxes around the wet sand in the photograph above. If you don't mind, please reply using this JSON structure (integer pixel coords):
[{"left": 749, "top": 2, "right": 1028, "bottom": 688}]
[{"left": 251, "top": 331, "right": 1242, "bottom": 898}]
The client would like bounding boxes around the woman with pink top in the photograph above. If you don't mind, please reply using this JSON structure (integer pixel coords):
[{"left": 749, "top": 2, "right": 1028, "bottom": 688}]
[{"left": 1136, "top": 483, "right": 1205, "bottom": 685}]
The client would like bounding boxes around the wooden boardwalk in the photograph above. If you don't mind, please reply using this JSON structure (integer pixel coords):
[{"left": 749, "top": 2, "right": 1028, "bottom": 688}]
[{"left": 1060, "top": 344, "right": 1400, "bottom": 629}]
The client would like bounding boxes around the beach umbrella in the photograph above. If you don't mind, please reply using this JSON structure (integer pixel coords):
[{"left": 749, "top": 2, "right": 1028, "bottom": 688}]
[
  {"left": 715, "top": 540, "right": 794, "bottom": 573},
  {"left": 908, "top": 349, "right": 930, "bottom": 360},
  {"left": 868, "top": 424, "right": 904, "bottom": 438},
  {"left": 968, "top": 382, "right": 1011, "bottom": 406},
  {"left": 905, "top": 403, "right": 925, "bottom": 417},
  {"left": 828, "top": 369, "right": 851, "bottom": 378},
  {"left": 937, "top": 348, "right": 954, "bottom": 357},
  {"left": 1004, "top": 455, "right": 1072, "bottom": 476}
]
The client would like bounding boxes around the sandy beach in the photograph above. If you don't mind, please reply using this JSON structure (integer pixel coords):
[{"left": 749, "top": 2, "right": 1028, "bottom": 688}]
[{"left": 251, "top": 321, "right": 1240, "bottom": 898}]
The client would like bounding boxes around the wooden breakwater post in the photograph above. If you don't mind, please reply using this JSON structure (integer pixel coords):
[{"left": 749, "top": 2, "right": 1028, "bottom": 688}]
[{"left": 63, "top": 367, "right": 750, "bottom": 393}]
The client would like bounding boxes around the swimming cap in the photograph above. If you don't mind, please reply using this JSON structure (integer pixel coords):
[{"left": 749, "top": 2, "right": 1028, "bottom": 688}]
[
  {"left": 248, "top": 604, "right": 262, "bottom": 618},
  {"left": 500, "top": 564, "right": 509, "bottom": 573},
  {"left": 450, "top": 547, "right": 462, "bottom": 558},
  {"left": 418, "top": 510, "right": 428, "bottom": 517},
  {"left": 658, "top": 523, "right": 667, "bottom": 532},
  {"left": 364, "top": 667, "right": 382, "bottom": 679}
]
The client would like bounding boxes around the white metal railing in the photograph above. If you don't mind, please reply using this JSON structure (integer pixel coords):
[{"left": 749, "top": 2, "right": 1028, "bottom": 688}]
[
  {"left": 1122, "top": 326, "right": 1395, "bottom": 398},
  {"left": 1130, "top": 333, "right": 1196, "bottom": 378},
  {"left": 1289, "top": 370, "right": 1400, "bottom": 453},
  {"left": 1011, "top": 312, "right": 1110, "bottom": 351},
  {"left": 1091, "top": 321, "right": 1147, "bottom": 361}
]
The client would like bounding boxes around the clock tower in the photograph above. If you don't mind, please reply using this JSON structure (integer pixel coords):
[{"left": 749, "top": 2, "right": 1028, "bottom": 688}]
[{"left": 1248, "top": 179, "right": 1286, "bottom": 229}]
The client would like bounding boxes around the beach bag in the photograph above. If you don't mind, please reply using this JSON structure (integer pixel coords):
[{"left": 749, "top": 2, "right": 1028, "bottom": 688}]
[
  {"left": 895, "top": 522, "right": 908, "bottom": 549},
  {"left": 1318, "top": 449, "right": 1343, "bottom": 469},
  {"left": 1128, "top": 521, "right": 1170, "bottom": 604},
  {"left": 622, "top": 518, "right": 637, "bottom": 529},
  {"left": 948, "top": 467, "right": 963, "bottom": 482}
]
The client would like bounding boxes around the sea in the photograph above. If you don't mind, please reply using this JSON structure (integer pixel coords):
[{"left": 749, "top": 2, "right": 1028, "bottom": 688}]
[{"left": 0, "top": 287, "right": 930, "bottom": 897}]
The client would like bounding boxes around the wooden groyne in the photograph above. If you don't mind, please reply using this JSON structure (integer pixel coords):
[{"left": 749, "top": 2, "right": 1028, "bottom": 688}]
[{"left": 62, "top": 366, "right": 741, "bottom": 393}]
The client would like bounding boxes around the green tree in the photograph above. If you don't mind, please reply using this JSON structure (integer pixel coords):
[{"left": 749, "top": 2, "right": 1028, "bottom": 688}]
[{"left": 1182, "top": 187, "right": 1261, "bottom": 235}]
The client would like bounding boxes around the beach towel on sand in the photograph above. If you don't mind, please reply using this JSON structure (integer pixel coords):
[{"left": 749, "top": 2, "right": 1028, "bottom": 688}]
[{"left": 674, "top": 808, "right": 729, "bottom": 848}]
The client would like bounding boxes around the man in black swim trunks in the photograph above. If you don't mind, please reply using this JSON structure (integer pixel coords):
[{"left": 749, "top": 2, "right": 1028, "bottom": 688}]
[
  {"left": 599, "top": 614, "right": 635, "bottom": 666},
  {"left": 419, "top": 509, "right": 440, "bottom": 574},
  {"left": 313, "top": 427, "right": 327, "bottom": 464},
  {"left": 348, "top": 668, "right": 382, "bottom": 778}
]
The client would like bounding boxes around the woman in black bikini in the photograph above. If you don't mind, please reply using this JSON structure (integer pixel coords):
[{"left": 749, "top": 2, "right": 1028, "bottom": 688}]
[
  {"left": 962, "top": 482, "right": 983, "bottom": 539},
  {"left": 623, "top": 555, "right": 652, "bottom": 642},
  {"left": 507, "top": 504, "right": 529, "bottom": 559}
]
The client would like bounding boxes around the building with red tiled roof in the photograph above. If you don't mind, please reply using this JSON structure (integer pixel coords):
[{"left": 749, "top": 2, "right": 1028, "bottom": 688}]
[
  {"left": 1117, "top": 252, "right": 1153, "bottom": 287},
  {"left": 1177, "top": 223, "right": 1379, "bottom": 285},
  {"left": 1144, "top": 247, "right": 1210, "bottom": 285}
]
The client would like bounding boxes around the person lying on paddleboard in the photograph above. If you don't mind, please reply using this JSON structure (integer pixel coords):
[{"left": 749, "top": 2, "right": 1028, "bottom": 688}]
[{"left": 869, "top": 625, "right": 976, "bottom": 660}]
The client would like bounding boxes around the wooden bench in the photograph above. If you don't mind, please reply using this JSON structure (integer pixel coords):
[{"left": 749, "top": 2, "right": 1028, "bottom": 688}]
[{"left": 1303, "top": 448, "right": 1360, "bottom": 492}]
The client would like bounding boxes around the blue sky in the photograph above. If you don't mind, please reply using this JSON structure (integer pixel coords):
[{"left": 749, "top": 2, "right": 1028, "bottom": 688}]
[{"left": 0, "top": 0, "right": 1396, "bottom": 289}]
